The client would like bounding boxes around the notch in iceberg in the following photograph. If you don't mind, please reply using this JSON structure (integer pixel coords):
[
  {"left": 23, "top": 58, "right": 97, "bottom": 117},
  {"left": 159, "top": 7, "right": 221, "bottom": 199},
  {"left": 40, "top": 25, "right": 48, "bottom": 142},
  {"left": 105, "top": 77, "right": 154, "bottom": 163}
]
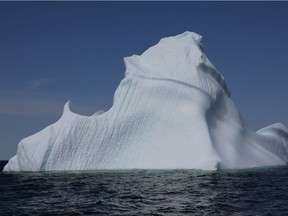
[{"left": 4, "top": 31, "right": 288, "bottom": 171}]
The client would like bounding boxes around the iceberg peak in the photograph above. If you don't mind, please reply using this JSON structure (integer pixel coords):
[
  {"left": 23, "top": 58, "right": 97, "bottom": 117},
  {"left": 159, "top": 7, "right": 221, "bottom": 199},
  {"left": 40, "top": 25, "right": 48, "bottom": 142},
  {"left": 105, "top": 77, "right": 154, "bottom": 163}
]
[
  {"left": 160, "top": 31, "right": 203, "bottom": 45},
  {"left": 124, "top": 31, "right": 230, "bottom": 98}
]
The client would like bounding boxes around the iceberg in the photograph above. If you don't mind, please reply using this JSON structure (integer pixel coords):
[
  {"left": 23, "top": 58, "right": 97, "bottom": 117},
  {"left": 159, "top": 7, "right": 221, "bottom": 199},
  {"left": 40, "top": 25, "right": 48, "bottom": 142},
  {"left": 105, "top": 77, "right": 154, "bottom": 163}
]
[{"left": 4, "top": 31, "right": 288, "bottom": 171}]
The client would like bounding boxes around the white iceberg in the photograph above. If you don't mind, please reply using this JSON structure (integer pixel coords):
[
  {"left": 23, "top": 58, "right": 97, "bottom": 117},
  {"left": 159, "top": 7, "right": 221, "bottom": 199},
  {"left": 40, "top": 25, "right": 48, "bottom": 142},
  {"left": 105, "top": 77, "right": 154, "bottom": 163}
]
[{"left": 4, "top": 31, "right": 288, "bottom": 171}]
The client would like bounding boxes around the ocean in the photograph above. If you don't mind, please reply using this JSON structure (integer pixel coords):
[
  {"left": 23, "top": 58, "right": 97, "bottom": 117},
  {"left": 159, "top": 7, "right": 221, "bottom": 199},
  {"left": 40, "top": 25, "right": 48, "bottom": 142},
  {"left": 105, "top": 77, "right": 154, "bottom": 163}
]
[{"left": 1, "top": 161, "right": 288, "bottom": 215}]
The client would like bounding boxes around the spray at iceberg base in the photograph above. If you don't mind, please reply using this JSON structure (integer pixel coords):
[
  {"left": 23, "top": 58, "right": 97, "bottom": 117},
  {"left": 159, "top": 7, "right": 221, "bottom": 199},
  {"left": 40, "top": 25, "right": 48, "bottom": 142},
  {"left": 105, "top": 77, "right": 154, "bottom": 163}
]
[{"left": 4, "top": 32, "right": 288, "bottom": 171}]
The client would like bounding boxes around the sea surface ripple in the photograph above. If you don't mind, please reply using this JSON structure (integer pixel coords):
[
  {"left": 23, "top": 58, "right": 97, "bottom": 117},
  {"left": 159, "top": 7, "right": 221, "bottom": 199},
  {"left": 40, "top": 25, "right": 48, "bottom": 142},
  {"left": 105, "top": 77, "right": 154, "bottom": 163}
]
[{"left": 1, "top": 164, "right": 288, "bottom": 215}]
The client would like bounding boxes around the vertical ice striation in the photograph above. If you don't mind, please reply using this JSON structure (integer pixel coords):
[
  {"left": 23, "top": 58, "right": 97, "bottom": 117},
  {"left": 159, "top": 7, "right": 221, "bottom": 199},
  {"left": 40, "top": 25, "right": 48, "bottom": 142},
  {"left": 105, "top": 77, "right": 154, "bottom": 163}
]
[{"left": 4, "top": 31, "right": 288, "bottom": 171}]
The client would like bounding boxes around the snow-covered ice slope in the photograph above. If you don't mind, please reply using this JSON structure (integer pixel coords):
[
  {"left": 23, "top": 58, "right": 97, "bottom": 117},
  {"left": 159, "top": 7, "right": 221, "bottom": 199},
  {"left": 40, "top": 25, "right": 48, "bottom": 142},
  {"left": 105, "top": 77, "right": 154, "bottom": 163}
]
[{"left": 4, "top": 32, "right": 288, "bottom": 171}]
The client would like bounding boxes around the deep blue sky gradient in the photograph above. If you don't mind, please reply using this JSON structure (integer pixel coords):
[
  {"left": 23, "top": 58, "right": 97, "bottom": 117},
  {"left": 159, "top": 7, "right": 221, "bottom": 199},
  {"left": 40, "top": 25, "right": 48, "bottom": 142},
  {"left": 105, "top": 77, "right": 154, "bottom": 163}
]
[{"left": 1, "top": 2, "right": 288, "bottom": 159}]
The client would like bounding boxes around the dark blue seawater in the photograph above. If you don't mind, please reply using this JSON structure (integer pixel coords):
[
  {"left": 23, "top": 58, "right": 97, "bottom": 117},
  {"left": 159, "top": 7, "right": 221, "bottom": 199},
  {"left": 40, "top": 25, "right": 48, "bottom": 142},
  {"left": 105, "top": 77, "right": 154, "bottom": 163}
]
[{"left": 1, "top": 162, "right": 288, "bottom": 215}]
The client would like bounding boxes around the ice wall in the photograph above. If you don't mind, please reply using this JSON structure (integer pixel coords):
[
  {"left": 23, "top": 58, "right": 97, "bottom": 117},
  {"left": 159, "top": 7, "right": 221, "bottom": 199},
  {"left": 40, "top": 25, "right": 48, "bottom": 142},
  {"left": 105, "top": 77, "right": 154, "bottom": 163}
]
[{"left": 4, "top": 32, "right": 288, "bottom": 171}]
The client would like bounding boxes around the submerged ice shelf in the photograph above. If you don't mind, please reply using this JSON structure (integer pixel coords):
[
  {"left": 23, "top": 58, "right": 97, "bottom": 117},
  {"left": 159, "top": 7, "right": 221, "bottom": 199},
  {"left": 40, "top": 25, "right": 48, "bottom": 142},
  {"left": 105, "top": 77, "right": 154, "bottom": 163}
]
[{"left": 4, "top": 31, "right": 288, "bottom": 171}]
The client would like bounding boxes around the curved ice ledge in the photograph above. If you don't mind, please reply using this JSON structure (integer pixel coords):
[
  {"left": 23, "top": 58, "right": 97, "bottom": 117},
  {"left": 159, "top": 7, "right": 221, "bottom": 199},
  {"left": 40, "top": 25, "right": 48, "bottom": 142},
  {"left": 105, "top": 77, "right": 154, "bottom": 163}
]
[{"left": 4, "top": 31, "right": 288, "bottom": 172}]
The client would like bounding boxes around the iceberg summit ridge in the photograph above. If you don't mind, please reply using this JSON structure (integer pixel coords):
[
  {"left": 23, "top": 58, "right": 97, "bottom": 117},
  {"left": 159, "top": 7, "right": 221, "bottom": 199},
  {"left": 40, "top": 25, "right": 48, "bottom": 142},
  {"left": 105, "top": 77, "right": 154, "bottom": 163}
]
[
  {"left": 124, "top": 31, "right": 230, "bottom": 98},
  {"left": 4, "top": 31, "right": 288, "bottom": 171}
]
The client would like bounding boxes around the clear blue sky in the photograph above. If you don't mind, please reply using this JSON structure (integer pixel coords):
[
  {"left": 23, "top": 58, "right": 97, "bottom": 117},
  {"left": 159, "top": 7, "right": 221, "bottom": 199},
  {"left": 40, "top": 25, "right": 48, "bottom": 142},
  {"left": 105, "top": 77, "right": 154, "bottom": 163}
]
[{"left": 1, "top": 2, "right": 288, "bottom": 159}]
